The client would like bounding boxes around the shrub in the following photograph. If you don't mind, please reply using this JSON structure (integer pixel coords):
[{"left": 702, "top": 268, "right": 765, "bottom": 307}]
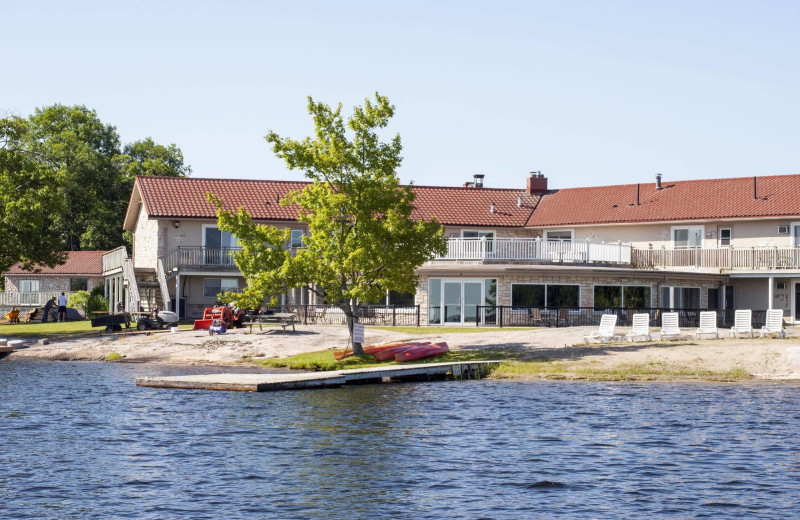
[{"left": 68, "top": 291, "right": 90, "bottom": 315}]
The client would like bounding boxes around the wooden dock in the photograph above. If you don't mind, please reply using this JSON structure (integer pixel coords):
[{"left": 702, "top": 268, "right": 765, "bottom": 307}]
[{"left": 135, "top": 361, "right": 500, "bottom": 392}]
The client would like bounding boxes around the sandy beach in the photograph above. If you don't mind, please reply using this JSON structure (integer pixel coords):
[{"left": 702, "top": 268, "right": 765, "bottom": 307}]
[{"left": 6, "top": 323, "right": 800, "bottom": 381}]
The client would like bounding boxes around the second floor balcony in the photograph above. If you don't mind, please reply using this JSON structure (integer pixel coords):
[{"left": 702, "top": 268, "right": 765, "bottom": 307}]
[
  {"left": 633, "top": 246, "right": 800, "bottom": 271},
  {"left": 433, "top": 238, "right": 633, "bottom": 265},
  {"left": 160, "top": 246, "right": 303, "bottom": 274}
]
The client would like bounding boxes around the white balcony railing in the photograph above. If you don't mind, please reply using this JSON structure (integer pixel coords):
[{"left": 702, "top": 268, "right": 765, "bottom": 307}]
[
  {"left": 434, "top": 238, "right": 632, "bottom": 264},
  {"left": 0, "top": 291, "right": 76, "bottom": 307},
  {"left": 102, "top": 246, "right": 127, "bottom": 273},
  {"left": 633, "top": 246, "right": 800, "bottom": 270}
]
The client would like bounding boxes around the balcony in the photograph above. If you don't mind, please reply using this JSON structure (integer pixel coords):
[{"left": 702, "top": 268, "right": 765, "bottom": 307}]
[
  {"left": 433, "top": 238, "right": 632, "bottom": 265},
  {"left": 102, "top": 246, "right": 127, "bottom": 274},
  {"left": 632, "top": 246, "right": 800, "bottom": 271},
  {"left": 160, "top": 246, "right": 303, "bottom": 275}
]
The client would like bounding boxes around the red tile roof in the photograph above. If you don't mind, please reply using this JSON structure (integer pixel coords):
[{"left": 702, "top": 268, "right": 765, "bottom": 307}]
[
  {"left": 3, "top": 250, "right": 106, "bottom": 276},
  {"left": 527, "top": 174, "right": 800, "bottom": 227},
  {"left": 133, "top": 177, "right": 541, "bottom": 228}
]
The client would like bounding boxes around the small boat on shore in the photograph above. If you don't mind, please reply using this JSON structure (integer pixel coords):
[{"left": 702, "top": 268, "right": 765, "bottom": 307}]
[
  {"left": 373, "top": 343, "right": 430, "bottom": 361},
  {"left": 334, "top": 341, "right": 432, "bottom": 361},
  {"left": 395, "top": 342, "right": 449, "bottom": 362},
  {"left": 0, "top": 346, "right": 13, "bottom": 360}
]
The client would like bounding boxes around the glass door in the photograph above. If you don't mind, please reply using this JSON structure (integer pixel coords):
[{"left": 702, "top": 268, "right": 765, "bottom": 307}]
[
  {"left": 443, "top": 282, "right": 462, "bottom": 323},
  {"left": 463, "top": 281, "right": 483, "bottom": 323}
]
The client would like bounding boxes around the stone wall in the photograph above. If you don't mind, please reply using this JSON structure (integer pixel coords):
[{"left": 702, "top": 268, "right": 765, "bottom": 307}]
[{"left": 4, "top": 275, "right": 102, "bottom": 294}]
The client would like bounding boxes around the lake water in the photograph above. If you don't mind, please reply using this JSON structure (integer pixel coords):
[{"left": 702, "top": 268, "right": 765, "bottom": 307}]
[{"left": 1, "top": 359, "right": 799, "bottom": 519}]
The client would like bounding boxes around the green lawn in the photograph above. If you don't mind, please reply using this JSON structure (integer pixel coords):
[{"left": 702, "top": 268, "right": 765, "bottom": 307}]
[{"left": 0, "top": 320, "right": 196, "bottom": 339}]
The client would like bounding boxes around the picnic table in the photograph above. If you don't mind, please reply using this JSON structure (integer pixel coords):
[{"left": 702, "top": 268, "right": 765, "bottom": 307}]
[{"left": 243, "top": 313, "right": 300, "bottom": 333}]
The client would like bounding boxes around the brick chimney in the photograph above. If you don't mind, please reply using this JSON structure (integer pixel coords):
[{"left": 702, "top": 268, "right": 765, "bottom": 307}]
[{"left": 526, "top": 172, "right": 548, "bottom": 195}]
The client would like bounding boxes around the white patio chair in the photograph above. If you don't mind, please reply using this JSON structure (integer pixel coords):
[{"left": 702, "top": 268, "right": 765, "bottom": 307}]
[
  {"left": 660, "top": 312, "right": 682, "bottom": 340},
  {"left": 584, "top": 314, "right": 619, "bottom": 343},
  {"left": 695, "top": 311, "right": 719, "bottom": 339},
  {"left": 626, "top": 313, "right": 651, "bottom": 342},
  {"left": 758, "top": 309, "right": 785, "bottom": 338},
  {"left": 729, "top": 310, "right": 753, "bottom": 338}
]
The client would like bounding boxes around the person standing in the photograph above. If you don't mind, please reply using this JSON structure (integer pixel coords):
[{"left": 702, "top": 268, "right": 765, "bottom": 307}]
[
  {"left": 42, "top": 297, "right": 56, "bottom": 323},
  {"left": 57, "top": 292, "right": 68, "bottom": 322}
]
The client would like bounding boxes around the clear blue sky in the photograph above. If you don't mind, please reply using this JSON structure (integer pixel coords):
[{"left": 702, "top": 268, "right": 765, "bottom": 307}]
[{"left": 3, "top": 0, "right": 799, "bottom": 190}]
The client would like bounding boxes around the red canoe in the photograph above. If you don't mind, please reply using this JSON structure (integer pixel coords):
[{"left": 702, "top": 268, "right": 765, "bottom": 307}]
[
  {"left": 395, "top": 342, "right": 449, "bottom": 362},
  {"left": 374, "top": 343, "right": 429, "bottom": 361},
  {"left": 335, "top": 341, "right": 432, "bottom": 361}
]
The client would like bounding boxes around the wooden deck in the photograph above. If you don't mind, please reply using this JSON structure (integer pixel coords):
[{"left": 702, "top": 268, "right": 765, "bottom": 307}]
[{"left": 135, "top": 361, "right": 500, "bottom": 392}]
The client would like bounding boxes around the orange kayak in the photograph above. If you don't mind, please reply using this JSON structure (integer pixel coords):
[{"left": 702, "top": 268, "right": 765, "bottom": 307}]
[{"left": 395, "top": 342, "right": 449, "bottom": 362}]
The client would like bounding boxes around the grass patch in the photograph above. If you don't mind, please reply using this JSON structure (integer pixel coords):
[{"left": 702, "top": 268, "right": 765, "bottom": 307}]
[
  {"left": 105, "top": 352, "right": 122, "bottom": 362},
  {"left": 260, "top": 347, "right": 524, "bottom": 372},
  {"left": 371, "top": 326, "right": 534, "bottom": 334},
  {"left": 0, "top": 320, "right": 97, "bottom": 339},
  {"left": 491, "top": 360, "right": 752, "bottom": 381}
]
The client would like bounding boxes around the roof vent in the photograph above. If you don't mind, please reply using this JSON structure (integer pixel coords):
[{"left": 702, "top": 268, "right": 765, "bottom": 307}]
[
  {"left": 656, "top": 173, "right": 663, "bottom": 190},
  {"left": 490, "top": 202, "right": 496, "bottom": 214},
  {"left": 517, "top": 195, "right": 523, "bottom": 208},
  {"left": 473, "top": 174, "right": 485, "bottom": 188}
]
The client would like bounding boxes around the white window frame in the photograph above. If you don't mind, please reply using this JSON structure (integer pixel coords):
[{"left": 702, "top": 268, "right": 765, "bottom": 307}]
[
  {"left": 718, "top": 228, "right": 732, "bottom": 247},
  {"left": 671, "top": 225, "right": 704, "bottom": 249},
  {"left": 544, "top": 229, "right": 574, "bottom": 242},
  {"left": 201, "top": 224, "right": 239, "bottom": 249},
  {"left": 203, "top": 277, "right": 240, "bottom": 298},
  {"left": 20, "top": 279, "right": 40, "bottom": 293},
  {"left": 791, "top": 222, "right": 800, "bottom": 247},
  {"left": 290, "top": 229, "right": 305, "bottom": 248},
  {"left": 510, "top": 282, "right": 581, "bottom": 307},
  {"left": 592, "top": 284, "right": 652, "bottom": 308},
  {"left": 461, "top": 229, "right": 495, "bottom": 239}
]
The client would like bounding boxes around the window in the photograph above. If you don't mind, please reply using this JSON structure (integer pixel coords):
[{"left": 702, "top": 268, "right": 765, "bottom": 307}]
[
  {"left": 512, "top": 284, "right": 579, "bottom": 308},
  {"left": 203, "top": 278, "right": 239, "bottom": 298},
  {"left": 661, "top": 287, "right": 700, "bottom": 309},
  {"left": 203, "top": 226, "right": 239, "bottom": 249},
  {"left": 544, "top": 230, "right": 573, "bottom": 242},
  {"left": 70, "top": 278, "right": 88, "bottom": 292},
  {"left": 20, "top": 280, "right": 40, "bottom": 292},
  {"left": 462, "top": 230, "right": 494, "bottom": 239},
  {"left": 672, "top": 226, "right": 703, "bottom": 248},
  {"left": 388, "top": 290, "right": 415, "bottom": 306},
  {"left": 290, "top": 229, "right": 305, "bottom": 248},
  {"left": 596, "top": 286, "right": 652, "bottom": 309},
  {"left": 719, "top": 228, "right": 731, "bottom": 247}
]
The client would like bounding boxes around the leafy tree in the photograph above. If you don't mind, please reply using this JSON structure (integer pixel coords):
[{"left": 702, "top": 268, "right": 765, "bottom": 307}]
[
  {"left": 212, "top": 94, "right": 446, "bottom": 354},
  {"left": 1, "top": 105, "right": 191, "bottom": 264},
  {"left": 0, "top": 116, "right": 66, "bottom": 274},
  {"left": 120, "top": 137, "right": 192, "bottom": 181}
]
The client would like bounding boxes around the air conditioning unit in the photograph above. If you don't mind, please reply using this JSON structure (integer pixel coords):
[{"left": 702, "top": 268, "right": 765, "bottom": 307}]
[
  {"left": 777, "top": 282, "right": 787, "bottom": 290},
  {"left": 779, "top": 225, "right": 790, "bottom": 234}
]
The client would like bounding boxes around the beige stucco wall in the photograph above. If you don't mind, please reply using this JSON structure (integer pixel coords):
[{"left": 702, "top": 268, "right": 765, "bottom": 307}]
[
  {"left": 132, "top": 205, "right": 160, "bottom": 269},
  {"left": 563, "top": 219, "right": 797, "bottom": 249}
]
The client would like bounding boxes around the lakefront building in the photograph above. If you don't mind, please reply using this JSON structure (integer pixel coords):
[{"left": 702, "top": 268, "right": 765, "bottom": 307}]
[{"left": 106, "top": 172, "right": 800, "bottom": 324}]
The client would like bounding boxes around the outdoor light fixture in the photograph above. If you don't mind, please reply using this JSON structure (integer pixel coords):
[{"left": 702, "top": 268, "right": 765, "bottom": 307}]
[{"left": 173, "top": 220, "right": 180, "bottom": 229}]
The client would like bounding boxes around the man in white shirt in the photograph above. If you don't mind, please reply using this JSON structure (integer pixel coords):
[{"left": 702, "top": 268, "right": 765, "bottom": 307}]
[{"left": 58, "top": 292, "right": 68, "bottom": 322}]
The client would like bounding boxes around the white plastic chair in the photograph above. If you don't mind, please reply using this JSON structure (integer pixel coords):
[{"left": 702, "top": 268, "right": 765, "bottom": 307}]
[
  {"left": 626, "top": 313, "right": 651, "bottom": 342},
  {"left": 660, "top": 312, "right": 682, "bottom": 340},
  {"left": 584, "top": 314, "right": 619, "bottom": 343},
  {"left": 695, "top": 311, "right": 719, "bottom": 339},
  {"left": 729, "top": 310, "right": 753, "bottom": 338},
  {"left": 758, "top": 309, "right": 785, "bottom": 338}
]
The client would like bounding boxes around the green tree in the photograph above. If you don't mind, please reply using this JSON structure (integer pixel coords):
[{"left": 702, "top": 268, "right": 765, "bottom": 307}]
[
  {"left": 120, "top": 137, "right": 192, "bottom": 181},
  {"left": 1, "top": 105, "right": 191, "bottom": 259},
  {"left": 0, "top": 116, "right": 66, "bottom": 273},
  {"left": 213, "top": 94, "right": 446, "bottom": 354}
]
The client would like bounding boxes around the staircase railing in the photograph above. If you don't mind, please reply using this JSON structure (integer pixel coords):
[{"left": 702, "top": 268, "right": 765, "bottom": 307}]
[
  {"left": 156, "top": 258, "right": 171, "bottom": 311},
  {"left": 122, "top": 257, "right": 141, "bottom": 311}
]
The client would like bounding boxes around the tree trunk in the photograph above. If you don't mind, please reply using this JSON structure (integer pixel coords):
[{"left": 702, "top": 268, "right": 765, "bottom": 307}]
[{"left": 344, "top": 299, "right": 364, "bottom": 355}]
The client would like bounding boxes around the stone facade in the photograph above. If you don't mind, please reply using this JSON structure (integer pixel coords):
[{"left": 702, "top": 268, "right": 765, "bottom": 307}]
[
  {"left": 415, "top": 269, "right": 722, "bottom": 325},
  {"left": 4, "top": 275, "right": 102, "bottom": 294}
]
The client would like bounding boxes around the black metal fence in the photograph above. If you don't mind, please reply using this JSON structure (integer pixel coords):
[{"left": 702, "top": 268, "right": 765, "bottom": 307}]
[
  {"left": 476, "top": 306, "right": 769, "bottom": 329},
  {"left": 281, "top": 304, "right": 421, "bottom": 327}
]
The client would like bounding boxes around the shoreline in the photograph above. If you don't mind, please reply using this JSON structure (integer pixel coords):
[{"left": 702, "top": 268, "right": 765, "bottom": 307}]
[{"left": 5, "top": 324, "right": 800, "bottom": 382}]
